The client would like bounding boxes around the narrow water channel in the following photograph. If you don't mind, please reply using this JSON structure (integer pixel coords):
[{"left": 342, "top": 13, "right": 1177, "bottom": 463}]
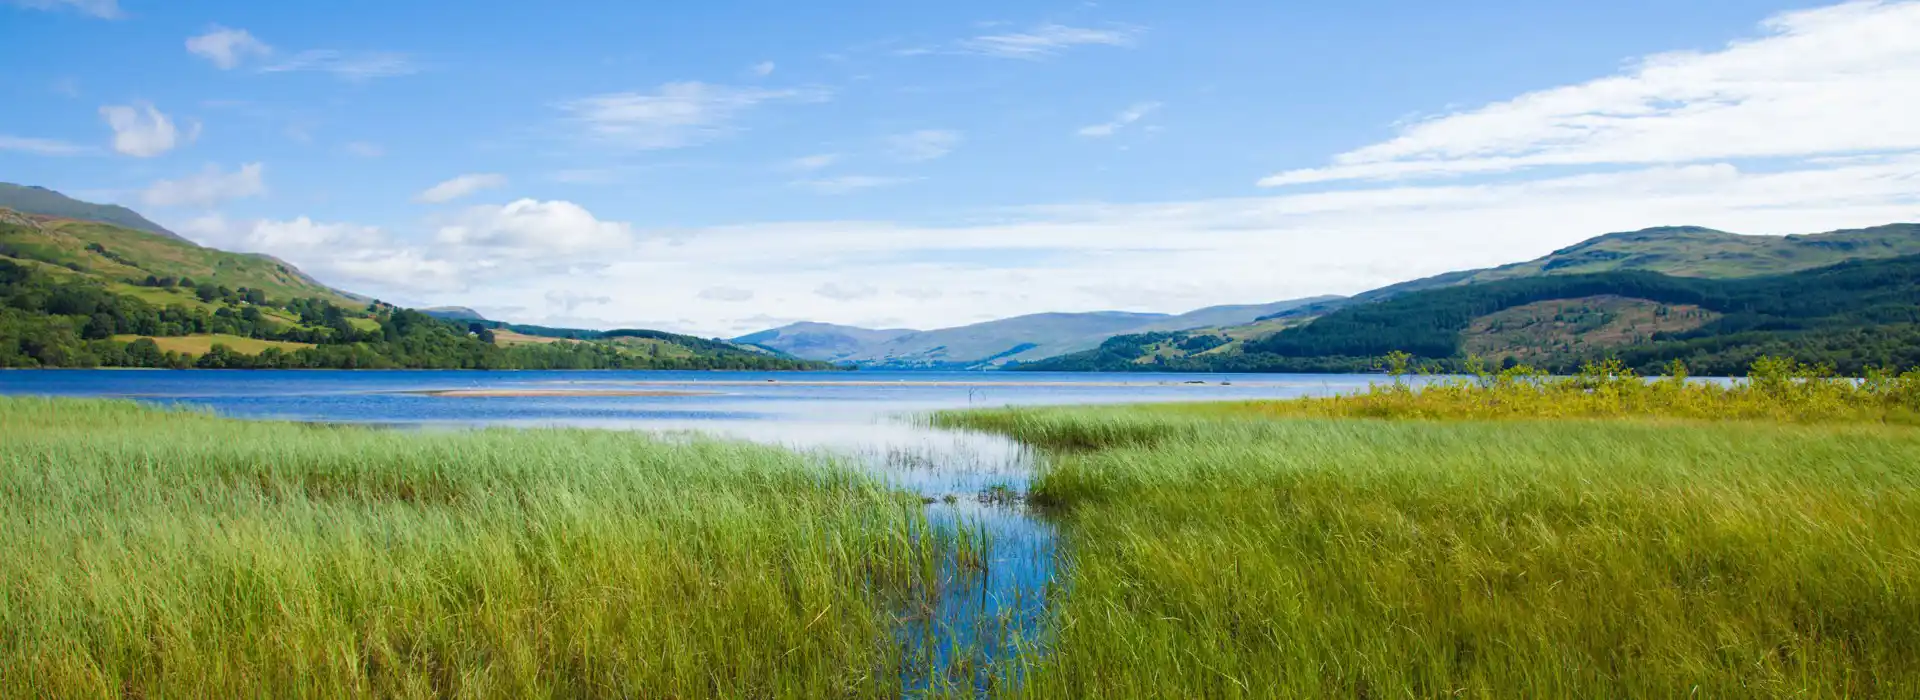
[{"left": 761, "top": 421, "right": 1061, "bottom": 697}]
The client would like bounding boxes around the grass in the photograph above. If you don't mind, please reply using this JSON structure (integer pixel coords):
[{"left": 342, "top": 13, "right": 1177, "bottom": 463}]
[
  {"left": 112, "top": 333, "right": 316, "bottom": 356},
  {"left": 937, "top": 358, "right": 1920, "bottom": 698},
  {"left": 0, "top": 397, "right": 957, "bottom": 698}
]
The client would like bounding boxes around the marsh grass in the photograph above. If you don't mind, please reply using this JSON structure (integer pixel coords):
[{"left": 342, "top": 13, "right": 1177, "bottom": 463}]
[
  {"left": 0, "top": 397, "right": 965, "bottom": 698},
  {"left": 939, "top": 358, "right": 1920, "bottom": 698}
]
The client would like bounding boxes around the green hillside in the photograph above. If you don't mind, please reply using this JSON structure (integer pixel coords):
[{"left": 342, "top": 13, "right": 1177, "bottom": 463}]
[
  {"left": 1351, "top": 223, "right": 1920, "bottom": 303},
  {"left": 0, "top": 206, "right": 831, "bottom": 371},
  {"left": 0, "top": 182, "right": 183, "bottom": 242},
  {"left": 1023, "top": 255, "right": 1920, "bottom": 375}
]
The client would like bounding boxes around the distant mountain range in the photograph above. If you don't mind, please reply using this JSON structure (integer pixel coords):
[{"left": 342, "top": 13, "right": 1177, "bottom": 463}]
[{"left": 737, "top": 298, "right": 1338, "bottom": 369}]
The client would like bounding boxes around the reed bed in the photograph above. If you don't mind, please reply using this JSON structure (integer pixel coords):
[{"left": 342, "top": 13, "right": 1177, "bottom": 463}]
[
  {"left": 0, "top": 397, "right": 944, "bottom": 698},
  {"left": 938, "top": 359, "right": 1920, "bottom": 698}
]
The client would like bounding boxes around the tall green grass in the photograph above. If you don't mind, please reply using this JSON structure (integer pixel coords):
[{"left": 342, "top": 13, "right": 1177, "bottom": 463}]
[
  {"left": 939, "top": 361, "right": 1920, "bottom": 698},
  {"left": 0, "top": 397, "right": 943, "bottom": 698}
]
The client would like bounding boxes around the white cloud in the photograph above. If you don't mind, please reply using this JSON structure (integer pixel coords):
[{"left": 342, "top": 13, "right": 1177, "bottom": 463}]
[
  {"left": 793, "top": 175, "right": 918, "bottom": 194},
  {"left": 559, "top": 82, "right": 830, "bottom": 150},
  {"left": 6, "top": 0, "right": 119, "bottom": 19},
  {"left": 786, "top": 153, "right": 841, "bottom": 171},
  {"left": 886, "top": 129, "right": 961, "bottom": 161},
  {"left": 173, "top": 214, "right": 464, "bottom": 294},
  {"left": 814, "top": 282, "right": 879, "bottom": 301},
  {"left": 751, "top": 61, "right": 776, "bottom": 77},
  {"left": 345, "top": 141, "right": 384, "bottom": 158},
  {"left": 0, "top": 135, "right": 90, "bottom": 156},
  {"left": 436, "top": 199, "right": 634, "bottom": 253},
  {"left": 186, "top": 26, "right": 272, "bottom": 69},
  {"left": 142, "top": 163, "right": 265, "bottom": 208},
  {"left": 959, "top": 24, "right": 1140, "bottom": 59},
  {"left": 1261, "top": 1, "right": 1920, "bottom": 186},
  {"left": 1078, "top": 101, "right": 1162, "bottom": 138},
  {"left": 262, "top": 50, "right": 418, "bottom": 80},
  {"left": 698, "top": 286, "right": 756, "bottom": 302},
  {"left": 100, "top": 103, "right": 186, "bottom": 157},
  {"left": 414, "top": 173, "right": 506, "bottom": 203}
]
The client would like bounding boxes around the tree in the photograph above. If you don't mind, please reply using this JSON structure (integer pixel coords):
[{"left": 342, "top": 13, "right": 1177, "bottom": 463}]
[{"left": 82, "top": 313, "right": 117, "bottom": 340}]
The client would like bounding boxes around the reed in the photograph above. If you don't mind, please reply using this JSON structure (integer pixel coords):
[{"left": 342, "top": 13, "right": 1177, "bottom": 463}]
[
  {"left": 938, "top": 358, "right": 1920, "bottom": 698},
  {"left": 0, "top": 397, "right": 940, "bottom": 698}
]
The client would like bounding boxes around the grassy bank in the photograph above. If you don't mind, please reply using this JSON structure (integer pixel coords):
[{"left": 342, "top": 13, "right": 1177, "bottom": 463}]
[
  {"left": 939, "top": 361, "right": 1920, "bottom": 698},
  {"left": 0, "top": 397, "right": 941, "bottom": 698}
]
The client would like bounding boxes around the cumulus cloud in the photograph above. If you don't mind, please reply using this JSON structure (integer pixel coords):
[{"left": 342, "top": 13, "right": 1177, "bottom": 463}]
[
  {"left": 1260, "top": 1, "right": 1920, "bottom": 186},
  {"left": 886, "top": 129, "right": 961, "bottom": 161},
  {"left": 1078, "top": 102, "right": 1162, "bottom": 138},
  {"left": 7, "top": 0, "right": 119, "bottom": 19},
  {"left": 100, "top": 103, "right": 187, "bottom": 157},
  {"left": 173, "top": 214, "right": 463, "bottom": 294},
  {"left": 959, "top": 24, "right": 1140, "bottom": 59},
  {"left": 415, "top": 173, "right": 506, "bottom": 203},
  {"left": 436, "top": 199, "right": 634, "bottom": 253},
  {"left": 751, "top": 61, "right": 776, "bottom": 77},
  {"left": 142, "top": 163, "right": 265, "bottom": 208},
  {"left": 186, "top": 26, "right": 272, "bottom": 69},
  {"left": 559, "top": 82, "right": 830, "bottom": 150}
]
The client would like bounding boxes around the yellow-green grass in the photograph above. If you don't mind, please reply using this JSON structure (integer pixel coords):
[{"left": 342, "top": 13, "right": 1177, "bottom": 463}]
[
  {"left": 938, "top": 364, "right": 1920, "bottom": 698},
  {"left": 0, "top": 398, "right": 941, "bottom": 697},
  {"left": 490, "top": 329, "right": 563, "bottom": 347},
  {"left": 111, "top": 333, "right": 315, "bottom": 356}
]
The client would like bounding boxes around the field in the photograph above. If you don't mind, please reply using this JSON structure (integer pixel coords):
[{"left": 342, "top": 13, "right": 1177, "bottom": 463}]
[
  {"left": 938, "top": 362, "right": 1920, "bottom": 698},
  {"left": 111, "top": 333, "right": 316, "bottom": 356},
  {"left": 0, "top": 397, "right": 954, "bottom": 698}
]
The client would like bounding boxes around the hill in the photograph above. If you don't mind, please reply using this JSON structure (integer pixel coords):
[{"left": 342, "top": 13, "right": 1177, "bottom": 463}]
[
  {"left": 1030, "top": 223, "right": 1920, "bottom": 372},
  {"left": 0, "top": 183, "right": 186, "bottom": 243},
  {"left": 1023, "top": 254, "right": 1920, "bottom": 375},
  {"left": 1348, "top": 223, "right": 1920, "bottom": 305},
  {"left": 0, "top": 203, "right": 831, "bottom": 371},
  {"left": 421, "top": 306, "right": 488, "bottom": 322},
  {"left": 738, "top": 298, "right": 1337, "bottom": 369}
]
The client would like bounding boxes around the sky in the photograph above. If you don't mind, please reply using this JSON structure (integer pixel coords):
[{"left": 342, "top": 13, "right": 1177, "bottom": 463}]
[{"left": 2, "top": 0, "right": 1917, "bottom": 336}]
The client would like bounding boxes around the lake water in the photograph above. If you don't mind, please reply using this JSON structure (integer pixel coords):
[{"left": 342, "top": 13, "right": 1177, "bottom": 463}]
[{"left": 0, "top": 369, "right": 1381, "bottom": 694}]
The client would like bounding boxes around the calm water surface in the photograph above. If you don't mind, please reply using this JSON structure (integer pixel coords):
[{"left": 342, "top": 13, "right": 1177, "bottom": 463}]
[{"left": 1, "top": 369, "right": 1379, "bottom": 694}]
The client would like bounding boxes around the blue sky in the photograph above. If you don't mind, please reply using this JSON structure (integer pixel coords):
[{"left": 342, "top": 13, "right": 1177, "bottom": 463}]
[{"left": 3, "top": 0, "right": 1917, "bottom": 334}]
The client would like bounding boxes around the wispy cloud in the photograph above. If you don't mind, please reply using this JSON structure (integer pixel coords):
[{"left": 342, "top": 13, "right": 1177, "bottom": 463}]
[
  {"left": 785, "top": 153, "right": 841, "bottom": 171},
  {"left": 0, "top": 135, "right": 92, "bottom": 156},
  {"left": 186, "top": 26, "right": 271, "bottom": 69},
  {"left": 958, "top": 24, "right": 1140, "bottom": 59},
  {"left": 344, "top": 141, "right": 384, "bottom": 158},
  {"left": 143, "top": 163, "right": 266, "bottom": 208},
  {"left": 1260, "top": 1, "right": 1920, "bottom": 186},
  {"left": 1078, "top": 101, "right": 1162, "bottom": 138},
  {"left": 559, "top": 82, "right": 831, "bottom": 150},
  {"left": 885, "top": 130, "right": 961, "bottom": 161},
  {"left": 263, "top": 50, "right": 420, "bottom": 80},
  {"left": 792, "top": 175, "right": 919, "bottom": 194},
  {"left": 185, "top": 26, "right": 417, "bottom": 80},
  {"left": 750, "top": 61, "right": 776, "bottom": 77},
  {"left": 415, "top": 173, "right": 506, "bottom": 204},
  {"left": 6, "top": 0, "right": 119, "bottom": 19}
]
